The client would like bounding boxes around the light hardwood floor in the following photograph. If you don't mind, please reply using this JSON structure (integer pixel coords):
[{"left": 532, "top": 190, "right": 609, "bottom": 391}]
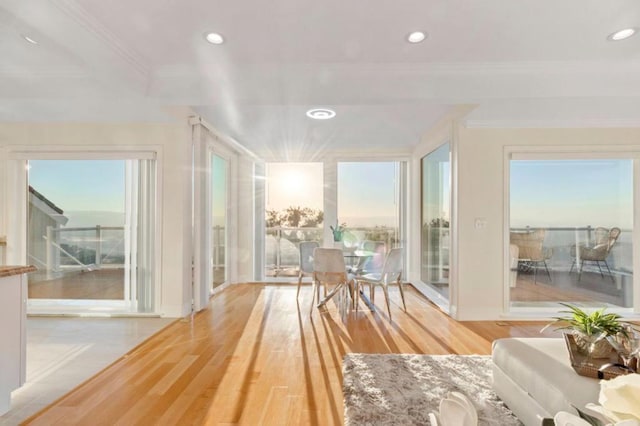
[{"left": 23, "top": 283, "right": 556, "bottom": 426}]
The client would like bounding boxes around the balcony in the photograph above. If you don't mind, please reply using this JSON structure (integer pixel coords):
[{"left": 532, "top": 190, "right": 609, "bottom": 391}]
[
  {"left": 509, "top": 226, "right": 633, "bottom": 308},
  {"left": 28, "top": 226, "right": 125, "bottom": 300}
]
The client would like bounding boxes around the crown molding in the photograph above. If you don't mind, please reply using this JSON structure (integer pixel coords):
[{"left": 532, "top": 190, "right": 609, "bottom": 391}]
[
  {"left": 51, "top": 0, "right": 150, "bottom": 79},
  {"left": 464, "top": 119, "right": 640, "bottom": 129}
]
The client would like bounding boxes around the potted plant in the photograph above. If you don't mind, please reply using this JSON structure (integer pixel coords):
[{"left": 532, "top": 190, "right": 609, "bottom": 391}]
[
  {"left": 330, "top": 222, "right": 346, "bottom": 242},
  {"left": 543, "top": 303, "right": 626, "bottom": 358}
]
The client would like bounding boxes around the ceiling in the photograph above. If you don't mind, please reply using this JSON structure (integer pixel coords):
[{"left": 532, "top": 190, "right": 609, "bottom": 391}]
[{"left": 1, "top": 0, "right": 640, "bottom": 159}]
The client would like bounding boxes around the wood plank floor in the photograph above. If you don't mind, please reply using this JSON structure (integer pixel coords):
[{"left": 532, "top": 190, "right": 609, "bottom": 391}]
[
  {"left": 28, "top": 269, "right": 124, "bottom": 300},
  {"left": 23, "top": 283, "right": 557, "bottom": 426}
]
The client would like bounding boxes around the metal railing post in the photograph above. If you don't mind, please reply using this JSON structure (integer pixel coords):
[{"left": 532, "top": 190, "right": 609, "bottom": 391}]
[
  {"left": 46, "top": 226, "right": 53, "bottom": 279},
  {"left": 275, "top": 227, "right": 281, "bottom": 276},
  {"left": 95, "top": 225, "right": 102, "bottom": 267}
]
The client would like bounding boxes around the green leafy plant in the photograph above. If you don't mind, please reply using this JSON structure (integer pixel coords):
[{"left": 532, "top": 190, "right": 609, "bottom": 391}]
[
  {"left": 330, "top": 222, "right": 346, "bottom": 242},
  {"left": 542, "top": 303, "right": 625, "bottom": 337}
]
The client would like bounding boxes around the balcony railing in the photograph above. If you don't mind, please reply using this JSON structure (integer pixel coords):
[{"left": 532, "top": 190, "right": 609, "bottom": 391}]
[
  {"left": 265, "top": 225, "right": 398, "bottom": 277},
  {"left": 510, "top": 226, "right": 632, "bottom": 274},
  {"left": 31, "top": 226, "right": 126, "bottom": 278}
]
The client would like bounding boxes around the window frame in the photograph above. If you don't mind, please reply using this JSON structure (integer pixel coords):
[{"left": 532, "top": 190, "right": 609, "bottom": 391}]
[
  {"left": 503, "top": 145, "right": 640, "bottom": 315},
  {"left": 5, "top": 145, "right": 163, "bottom": 314}
]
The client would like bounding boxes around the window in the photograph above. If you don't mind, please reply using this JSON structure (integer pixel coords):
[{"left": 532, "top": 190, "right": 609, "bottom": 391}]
[{"left": 508, "top": 158, "right": 633, "bottom": 309}]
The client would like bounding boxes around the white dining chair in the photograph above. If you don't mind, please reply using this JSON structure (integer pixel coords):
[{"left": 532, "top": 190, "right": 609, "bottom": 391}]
[
  {"left": 311, "top": 248, "right": 354, "bottom": 315},
  {"left": 356, "top": 247, "right": 405, "bottom": 320},
  {"left": 296, "top": 241, "right": 320, "bottom": 300}
]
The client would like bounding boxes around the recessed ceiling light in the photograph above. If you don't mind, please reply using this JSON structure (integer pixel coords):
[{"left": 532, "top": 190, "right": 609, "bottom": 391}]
[
  {"left": 205, "top": 32, "right": 224, "bottom": 44},
  {"left": 608, "top": 28, "right": 636, "bottom": 41},
  {"left": 306, "top": 108, "right": 336, "bottom": 120},
  {"left": 22, "top": 35, "right": 38, "bottom": 45},
  {"left": 407, "top": 31, "right": 427, "bottom": 43}
]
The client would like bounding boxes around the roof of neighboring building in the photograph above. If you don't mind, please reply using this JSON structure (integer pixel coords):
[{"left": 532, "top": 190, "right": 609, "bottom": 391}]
[{"left": 29, "top": 186, "right": 64, "bottom": 215}]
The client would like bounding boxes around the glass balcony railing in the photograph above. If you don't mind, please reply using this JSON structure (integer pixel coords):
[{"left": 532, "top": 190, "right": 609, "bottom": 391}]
[
  {"left": 265, "top": 226, "right": 399, "bottom": 277},
  {"left": 509, "top": 226, "right": 633, "bottom": 308},
  {"left": 29, "top": 225, "right": 126, "bottom": 274}
]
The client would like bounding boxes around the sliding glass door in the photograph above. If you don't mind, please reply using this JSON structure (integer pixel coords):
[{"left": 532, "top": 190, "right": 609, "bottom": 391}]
[
  {"left": 211, "top": 153, "right": 228, "bottom": 289},
  {"left": 264, "top": 163, "right": 324, "bottom": 278},
  {"left": 26, "top": 159, "right": 156, "bottom": 313},
  {"left": 337, "top": 162, "right": 403, "bottom": 274},
  {"left": 421, "top": 143, "right": 451, "bottom": 301}
]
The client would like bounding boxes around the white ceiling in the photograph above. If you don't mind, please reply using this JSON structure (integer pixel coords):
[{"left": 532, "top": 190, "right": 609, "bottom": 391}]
[{"left": 1, "top": 0, "right": 640, "bottom": 158}]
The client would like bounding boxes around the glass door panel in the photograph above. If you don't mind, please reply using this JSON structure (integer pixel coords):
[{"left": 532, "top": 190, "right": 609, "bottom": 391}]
[
  {"left": 421, "top": 143, "right": 451, "bottom": 300},
  {"left": 509, "top": 159, "right": 633, "bottom": 309},
  {"left": 211, "top": 154, "right": 227, "bottom": 289},
  {"left": 264, "top": 163, "right": 323, "bottom": 278},
  {"left": 26, "top": 159, "right": 155, "bottom": 312},
  {"left": 337, "top": 162, "right": 402, "bottom": 274}
]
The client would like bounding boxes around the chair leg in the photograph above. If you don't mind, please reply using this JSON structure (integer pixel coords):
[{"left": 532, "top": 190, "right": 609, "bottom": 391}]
[
  {"left": 569, "top": 260, "right": 575, "bottom": 274},
  {"left": 397, "top": 279, "right": 407, "bottom": 311},
  {"left": 382, "top": 284, "right": 392, "bottom": 320},
  {"left": 543, "top": 261, "right": 552, "bottom": 282},
  {"left": 603, "top": 260, "right": 614, "bottom": 282},
  {"left": 296, "top": 273, "right": 303, "bottom": 299},
  {"left": 578, "top": 260, "right": 584, "bottom": 282},
  {"left": 354, "top": 281, "right": 360, "bottom": 313},
  {"left": 596, "top": 261, "right": 605, "bottom": 278},
  {"left": 309, "top": 280, "right": 317, "bottom": 315},
  {"left": 533, "top": 262, "right": 538, "bottom": 284}
]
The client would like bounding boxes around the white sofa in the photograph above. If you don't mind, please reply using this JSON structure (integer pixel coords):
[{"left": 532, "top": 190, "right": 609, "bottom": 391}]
[{"left": 492, "top": 338, "right": 601, "bottom": 426}]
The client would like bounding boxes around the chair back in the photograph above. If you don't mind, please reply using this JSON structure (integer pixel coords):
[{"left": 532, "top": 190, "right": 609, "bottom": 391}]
[
  {"left": 299, "top": 241, "right": 319, "bottom": 274},
  {"left": 607, "top": 227, "right": 622, "bottom": 252},
  {"left": 381, "top": 248, "right": 403, "bottom": 283},
  {"left": 313, "top": 248, "right": 348, "bottom": 285},
  {"left": 510, "top": 229, "right": 546, "bottom": 261}
]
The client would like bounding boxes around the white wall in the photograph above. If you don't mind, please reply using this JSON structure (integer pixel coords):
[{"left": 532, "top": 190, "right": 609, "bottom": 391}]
[
  {"left": 0, "top": 122, "right": 193, "bottom": 318},
  {"left": 456, "top": 127, "right": 640, "bottom": 320}
]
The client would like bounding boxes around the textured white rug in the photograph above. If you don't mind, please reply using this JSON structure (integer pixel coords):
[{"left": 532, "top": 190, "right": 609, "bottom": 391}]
[{"left": 343, "top": 354, "right": 522, "bottom": 426}]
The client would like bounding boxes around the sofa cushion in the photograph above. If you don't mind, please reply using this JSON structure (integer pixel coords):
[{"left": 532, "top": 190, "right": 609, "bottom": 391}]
[{"left": 492, "top": 338, "right": 600, "bottom": 417}]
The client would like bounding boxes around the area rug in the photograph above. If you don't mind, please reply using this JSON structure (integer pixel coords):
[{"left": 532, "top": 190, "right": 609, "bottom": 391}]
[{"left": 343, "top": 354, "right": 521, "bottom": 426}]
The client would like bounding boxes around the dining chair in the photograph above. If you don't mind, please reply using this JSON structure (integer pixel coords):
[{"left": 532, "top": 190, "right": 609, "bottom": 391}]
[
  {"left": 311, "top": 248, "right": 354, "bottom": 315},
  {"left": 356, "top": 247, "right": 405, "bottom": 320},
  {"left": 296, "top": 241, "right": 320, "bottom": 300}
]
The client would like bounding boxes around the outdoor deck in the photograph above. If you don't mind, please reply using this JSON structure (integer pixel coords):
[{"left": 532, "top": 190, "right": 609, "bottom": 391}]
[
  {"left": 26, "top": 263, "right": 631, "bottom": 307},
  {"left": 28, "top": 269, "right": 125, "bottom": 300},
  {"left": 510, "top": 267, "right": 631, "bottom": 307}
]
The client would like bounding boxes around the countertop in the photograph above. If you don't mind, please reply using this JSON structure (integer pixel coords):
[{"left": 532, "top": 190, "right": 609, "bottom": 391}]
[{"left": 0, "top": 266, "right": 37, "bottom": 278}]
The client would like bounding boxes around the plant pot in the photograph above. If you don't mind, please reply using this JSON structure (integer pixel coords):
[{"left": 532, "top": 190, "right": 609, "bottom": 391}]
[{"left": 572, "top": 331, "right": 612, "bottom": 359}]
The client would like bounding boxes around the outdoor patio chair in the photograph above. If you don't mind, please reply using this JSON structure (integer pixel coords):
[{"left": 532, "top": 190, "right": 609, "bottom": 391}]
[
  {"left": 296, "top": 241, "right": 320, "bottom": 300},
  {"left": 570, "top": 227, "right": 621, "bottom": 282},
  {"left": 509, "top": 229, "right": 553, "bottom": 284},
  {"left": 355, "top": 247, "right": 405, "bottom": 320}
]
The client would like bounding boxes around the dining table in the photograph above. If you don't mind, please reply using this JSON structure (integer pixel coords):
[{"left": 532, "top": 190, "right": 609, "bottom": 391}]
[
  {"left": 344, "top": 249, "right": 378, "bottom": 311},
  {"left": 314, "top": 249, "right": 379, "bottom": 312}
]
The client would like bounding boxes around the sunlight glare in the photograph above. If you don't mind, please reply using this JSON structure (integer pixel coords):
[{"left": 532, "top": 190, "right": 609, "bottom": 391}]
[{"left": 280, "top": 170, "right": 307, "bottom": 196}]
